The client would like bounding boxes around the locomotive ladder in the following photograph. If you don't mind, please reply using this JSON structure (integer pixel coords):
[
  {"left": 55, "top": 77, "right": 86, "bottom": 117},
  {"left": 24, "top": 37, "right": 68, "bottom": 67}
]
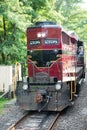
[
  {"left": 68, "top": 61, "right": 77, "bottom": 101},
  {"left": 12, "top": 62, "right": 21, "bottom": 98},
  {"left": 63, "top": 61, "right": 77, "bottom": 101}
]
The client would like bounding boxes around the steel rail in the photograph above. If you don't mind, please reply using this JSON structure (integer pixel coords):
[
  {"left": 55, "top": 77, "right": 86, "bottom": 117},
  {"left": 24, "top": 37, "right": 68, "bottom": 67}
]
[
  {"left": 47, "top": 113, "right": 60, "bottom": 130},
  {"left": 7, "top": 112, "right": 60, "bottom": 130},
  {"left": 7, "top": 113, "right": 29, "bottom": 130}
]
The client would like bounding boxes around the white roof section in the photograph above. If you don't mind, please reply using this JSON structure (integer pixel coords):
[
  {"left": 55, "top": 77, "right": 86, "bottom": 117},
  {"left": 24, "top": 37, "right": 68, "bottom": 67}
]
[{"left": 68, "top": 31, "right": 79, "bottom": 40}]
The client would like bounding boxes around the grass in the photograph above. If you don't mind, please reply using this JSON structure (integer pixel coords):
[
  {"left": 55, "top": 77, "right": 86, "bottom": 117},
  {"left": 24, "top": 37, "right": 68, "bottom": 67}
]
[
  {"left": 0, "top": 97, "right": 9, "bottom": 114},
  {"left": 0, "top": 92, "right": 4, "bottom": 95}
]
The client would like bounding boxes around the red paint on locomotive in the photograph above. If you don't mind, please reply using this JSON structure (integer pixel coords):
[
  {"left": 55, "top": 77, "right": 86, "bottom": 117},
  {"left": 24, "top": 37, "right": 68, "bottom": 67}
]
[{"left": 27, "top": 23, "right": 78, "bottom": 82}]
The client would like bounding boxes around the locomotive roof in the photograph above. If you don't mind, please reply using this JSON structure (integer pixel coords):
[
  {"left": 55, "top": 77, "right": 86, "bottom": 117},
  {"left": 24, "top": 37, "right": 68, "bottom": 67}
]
[
  {"left": 27, "top": 21, "right": 70, "bottom": 34},
  {"left": 35, "top": 21, "right": 57, "bottom": 26},
  {"left": 28, "top": 21, "right": 62, "bottom": 29}
]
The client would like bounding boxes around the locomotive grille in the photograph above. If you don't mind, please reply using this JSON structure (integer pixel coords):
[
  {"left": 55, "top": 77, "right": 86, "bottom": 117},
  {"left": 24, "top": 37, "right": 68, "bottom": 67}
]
[{"left": 33, "top": 72, "right": 50, "bottom": 83}]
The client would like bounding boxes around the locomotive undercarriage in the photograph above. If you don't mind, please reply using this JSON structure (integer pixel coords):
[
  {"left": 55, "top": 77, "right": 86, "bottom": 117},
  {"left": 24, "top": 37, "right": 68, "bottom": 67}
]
[{"left": 16, "top": 81, "right": 70, "bottom": 112}]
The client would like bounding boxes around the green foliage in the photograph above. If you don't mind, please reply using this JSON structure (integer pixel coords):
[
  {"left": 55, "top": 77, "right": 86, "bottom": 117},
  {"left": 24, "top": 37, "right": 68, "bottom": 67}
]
[
  {"left": 0, "top": 0, "right": 28, "bottom": 64},
  {"left": 0, "top": 97, "right": 9, "bottom": 113},
  {"left": 0, "top": 0, "right": 87, "bottom": 65}
]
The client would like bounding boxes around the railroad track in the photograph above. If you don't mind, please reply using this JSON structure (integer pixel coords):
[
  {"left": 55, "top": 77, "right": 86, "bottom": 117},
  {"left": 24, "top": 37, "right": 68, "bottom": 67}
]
[{"left": 7, "top": 112, "right": 60, "bottom": 130}]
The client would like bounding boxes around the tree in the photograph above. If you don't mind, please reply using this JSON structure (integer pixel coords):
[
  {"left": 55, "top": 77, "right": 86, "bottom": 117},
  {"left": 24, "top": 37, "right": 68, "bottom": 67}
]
[
  {"left": 0, "top": 0, "right": 87, "bottom": 64},
  {"left": 0, "top": 0, "right": 30, "bottom": 64}
]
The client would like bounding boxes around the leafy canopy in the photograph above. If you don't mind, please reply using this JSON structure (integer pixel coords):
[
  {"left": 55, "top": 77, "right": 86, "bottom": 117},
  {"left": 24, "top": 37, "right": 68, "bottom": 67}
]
[{"left": 0, "top": 0, "right": 87, "bottom": 64}]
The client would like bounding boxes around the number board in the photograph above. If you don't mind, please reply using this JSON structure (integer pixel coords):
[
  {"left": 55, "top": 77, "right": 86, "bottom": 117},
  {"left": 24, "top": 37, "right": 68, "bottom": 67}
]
[
  {"left": 44, "top": 39, "right": 58, "bottom": 45},
  {"left": 29, "top": 40, "right": 40, "bottom": 46}
]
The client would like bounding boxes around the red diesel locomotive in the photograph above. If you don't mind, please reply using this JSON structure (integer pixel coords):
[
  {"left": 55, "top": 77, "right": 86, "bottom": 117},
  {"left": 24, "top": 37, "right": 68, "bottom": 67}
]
[{"left": 16, "top": 21, "right": 85, "bottom": 111}]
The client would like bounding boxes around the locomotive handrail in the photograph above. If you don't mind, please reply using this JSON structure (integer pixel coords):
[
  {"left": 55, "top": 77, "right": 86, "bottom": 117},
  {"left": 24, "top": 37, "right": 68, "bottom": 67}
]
[
  {"left": 50, "top": 60, "right": 56, "bottom": 63},
  {"left": 31, "top": 61, "right": 37, "bottom": 64},
  {"left": 12, "top": 62, "right": 21, "bottom": 98},
  {"left": 28, "top": 55, "right": 32, "bottom": 58}
]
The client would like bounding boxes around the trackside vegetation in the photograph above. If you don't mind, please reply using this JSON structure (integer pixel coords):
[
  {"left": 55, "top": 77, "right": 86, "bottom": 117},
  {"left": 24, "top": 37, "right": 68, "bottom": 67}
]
[{"left": 0, "top": 97, "right": 9, "bottom": 113}]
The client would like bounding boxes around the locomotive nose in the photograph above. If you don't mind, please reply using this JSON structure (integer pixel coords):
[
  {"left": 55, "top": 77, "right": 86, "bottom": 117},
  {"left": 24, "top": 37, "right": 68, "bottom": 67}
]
[{"left": 35, "top": 90, "right": 47, "bottom": 103}]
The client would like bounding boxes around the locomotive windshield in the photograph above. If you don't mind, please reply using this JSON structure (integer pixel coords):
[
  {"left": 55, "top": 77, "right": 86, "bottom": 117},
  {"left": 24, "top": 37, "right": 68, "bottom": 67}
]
[{"left": 28, "top": 49, "right": 61, "bottom": 67}]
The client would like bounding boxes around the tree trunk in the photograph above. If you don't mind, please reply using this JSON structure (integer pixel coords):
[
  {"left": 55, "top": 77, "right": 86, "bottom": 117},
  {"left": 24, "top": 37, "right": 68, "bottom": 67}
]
[
  {"left": 1, "top": 16, "right": 6, "bottom": 63},
  {"left": 12, "top": 23, "right": 16, "bottom": 41},
  {"left": 3, "top": 16, "right": 6, "bottom": 40},
  {"left": 1, "top": 53, "right": 6, "bottom": 64}
]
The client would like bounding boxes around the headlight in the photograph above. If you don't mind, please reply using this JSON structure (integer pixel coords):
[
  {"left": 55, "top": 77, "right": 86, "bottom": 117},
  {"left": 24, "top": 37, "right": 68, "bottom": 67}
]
[
  {"left": 37, "top": 33, "right": 42, "bottom": 38},
  {"left": 23, "top": 84, "right": 28, "bottom": 90},
  {"left": 41, "top": 32, "right": 46, "bottom": 37},
  {"left": 37, "top": 32, "right": 46, "bottom": 38},
  {"left": 55, "top": 81, "right": 61, "bottom": 91}
]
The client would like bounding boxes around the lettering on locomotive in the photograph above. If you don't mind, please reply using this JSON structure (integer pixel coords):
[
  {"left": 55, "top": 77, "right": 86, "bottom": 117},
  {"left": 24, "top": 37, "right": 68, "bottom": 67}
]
[
  {"left": 29, "top": 40, "right": 40, "bottom": 46},
  {"left": 44, "top": 39, "right": 58, "bottom": 45}
]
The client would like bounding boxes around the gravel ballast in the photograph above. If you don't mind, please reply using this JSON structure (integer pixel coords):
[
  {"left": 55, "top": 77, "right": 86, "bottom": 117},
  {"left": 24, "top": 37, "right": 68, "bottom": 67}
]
[
  {"left": 0, "top": 101, "right": 26, "bottom": 130},
  {"left": 55, "top": 73, "right": 87, "bottom": 130}
]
